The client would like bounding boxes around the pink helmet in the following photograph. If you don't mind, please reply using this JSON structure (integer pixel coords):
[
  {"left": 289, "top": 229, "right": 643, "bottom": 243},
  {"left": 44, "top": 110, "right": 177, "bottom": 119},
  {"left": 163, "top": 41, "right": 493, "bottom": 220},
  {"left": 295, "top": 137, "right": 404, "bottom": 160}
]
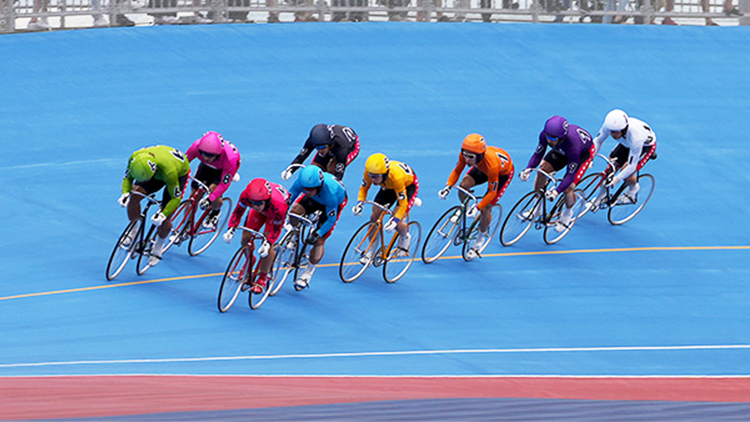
[{"left": 198, "top": 131, "right": 224, "bottom": 156}]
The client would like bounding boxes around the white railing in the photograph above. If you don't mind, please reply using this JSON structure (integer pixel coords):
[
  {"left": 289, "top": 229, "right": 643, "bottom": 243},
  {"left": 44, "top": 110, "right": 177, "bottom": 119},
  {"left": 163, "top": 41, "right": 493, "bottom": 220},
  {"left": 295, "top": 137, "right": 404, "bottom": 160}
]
[{"left": 0, "top": 0, "right": 746, "bottom": 32}]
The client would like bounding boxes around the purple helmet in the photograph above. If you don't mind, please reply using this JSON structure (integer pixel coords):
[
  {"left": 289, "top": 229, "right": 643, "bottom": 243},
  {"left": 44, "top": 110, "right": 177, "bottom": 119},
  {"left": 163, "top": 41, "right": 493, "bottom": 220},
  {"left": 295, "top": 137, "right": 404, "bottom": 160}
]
[{"left": 544, "top": 116, "right": 569, "bottom": 141}]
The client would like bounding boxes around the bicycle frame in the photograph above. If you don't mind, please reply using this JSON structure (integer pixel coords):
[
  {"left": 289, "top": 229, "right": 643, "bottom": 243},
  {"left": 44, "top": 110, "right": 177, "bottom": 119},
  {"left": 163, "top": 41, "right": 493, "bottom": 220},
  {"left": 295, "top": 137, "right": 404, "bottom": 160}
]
[{"left": 284, "top": 210, "right": 320, "bottom": 290}]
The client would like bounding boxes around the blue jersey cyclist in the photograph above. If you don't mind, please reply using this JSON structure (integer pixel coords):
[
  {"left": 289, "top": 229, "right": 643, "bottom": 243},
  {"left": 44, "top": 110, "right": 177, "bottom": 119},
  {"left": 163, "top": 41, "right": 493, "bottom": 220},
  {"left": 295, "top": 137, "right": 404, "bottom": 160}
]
[
  {"left": 287, "top": 166, "right": 348, "bottom": 290},
  {"left": 281, "top": 123, "right": 360, "bottom": 182},
  {"left": 519, "top": 116, "right": 595, "bottom": 232}
]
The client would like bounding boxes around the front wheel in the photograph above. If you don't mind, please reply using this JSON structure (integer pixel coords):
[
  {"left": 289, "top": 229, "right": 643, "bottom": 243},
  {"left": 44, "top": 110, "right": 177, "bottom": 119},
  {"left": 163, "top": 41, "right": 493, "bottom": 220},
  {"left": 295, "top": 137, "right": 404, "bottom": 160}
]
[
  {"left": 189, "top": 198, "right": 233, "bottom": 256},
  {"left": 500, "top": 191, "right": 540, "bottom": 247},
  {"left": 608, "top": 174, "right": 655, "bottom": 225},
  {"left": 339, "top": 221, "right": 380, "bottom": 283},
  {"left": 217, "top": 245, "right": 253, "bottom": 313},
  {"left": 543, "top": 194, "right": 578, "bottom": 245},
  {"left": 421, "top": 205, "right": 462, "bottom": 264},
  {"left": 383, "top": 221, "right": 421, "bottom": 283},
  {"left": 105, "top": 219, "right": 142, "bottom": 281}
]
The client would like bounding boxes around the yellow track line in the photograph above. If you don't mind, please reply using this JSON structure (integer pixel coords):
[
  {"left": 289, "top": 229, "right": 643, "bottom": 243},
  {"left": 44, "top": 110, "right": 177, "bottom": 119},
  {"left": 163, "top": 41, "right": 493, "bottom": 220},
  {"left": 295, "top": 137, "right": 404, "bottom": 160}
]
[{"left": 2, "top": 245, "right": 748, "bottom": 301}]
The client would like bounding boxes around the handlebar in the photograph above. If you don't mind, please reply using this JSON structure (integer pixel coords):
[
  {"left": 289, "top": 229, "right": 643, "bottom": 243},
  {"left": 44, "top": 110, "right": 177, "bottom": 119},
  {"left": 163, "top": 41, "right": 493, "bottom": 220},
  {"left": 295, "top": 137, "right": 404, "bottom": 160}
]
[
  {"left": 234, "top": 225, "right": 268, "bottom": 242},
  {"left": 592, "top": 153, "right": 618, "bottom": 174},
  {"left": 356, "top": 200, "right": 394, "bottom": 216},
  {"left": 129, "top": 190, "right": 160, "bottom": 205},
  {"left": 285, "top": 210, "right": 319, "bottom": 229}
]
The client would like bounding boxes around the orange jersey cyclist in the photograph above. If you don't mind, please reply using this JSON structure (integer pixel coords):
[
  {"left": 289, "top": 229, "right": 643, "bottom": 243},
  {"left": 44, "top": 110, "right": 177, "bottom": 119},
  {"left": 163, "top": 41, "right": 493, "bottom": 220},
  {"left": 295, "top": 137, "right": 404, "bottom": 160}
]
[
  {"left": 438, "top": 133, "right": 514, "bottom": 254},
  {"left": 353, "top": 153, "right": 420, "bottom": 261}
]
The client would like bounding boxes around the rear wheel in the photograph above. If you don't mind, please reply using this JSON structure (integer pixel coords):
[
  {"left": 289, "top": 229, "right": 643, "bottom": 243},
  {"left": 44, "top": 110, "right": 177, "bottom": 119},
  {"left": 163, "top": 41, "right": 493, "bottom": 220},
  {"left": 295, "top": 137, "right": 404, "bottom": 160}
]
[
  {"left": 500, "top": 191, "right": 540, "bottom": 246},
  {"left": 189, "top": 198, "right": 233, "bottom": 256},
  {"left": 421, "top": 205, "right": 462, "bottom": 264},
  {"left": 269, "top": 231, "right": 298, "bottom": 296},
  {"left": 576, "top": 173, "right": 605, "bottom": 219},
  {"left": 164, "top": 200, "right": 193, "bottom": 254},
  {"left": 608, "top": 174, "right": 655, "bottom": 225},
  {"left": 462, "top": 204, "right": 502, "bottom": 261},
  {"left": 105, "top": 219, "right": 142, "bottom": 281},
  {"left": 383, "top": 221, "right": 421, "bottom": 283},
  {"left": 218, "top": 245, "right": 252, "bottom": 313},
  {"left": 136, "top": 225, "right": 158, "bottom": 275},
  {"left": 340, "top": 221, "right": 380, "bottom": 283}
]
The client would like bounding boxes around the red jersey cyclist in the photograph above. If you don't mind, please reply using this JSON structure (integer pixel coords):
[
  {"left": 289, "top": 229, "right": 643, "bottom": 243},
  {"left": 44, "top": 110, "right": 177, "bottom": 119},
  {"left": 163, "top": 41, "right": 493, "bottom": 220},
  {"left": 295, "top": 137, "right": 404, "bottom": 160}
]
[
  {"left": 222, "top": 178, "right": 291, "bottom": 293},
  {"left": 185, "top": 131, "right": 241, "bottom": 229},
  {"left": 353, "top": 153, "right": 420, "bottom": 262},
  {"left": 438, "top": 134, "right": 514, "bottom": 254}
]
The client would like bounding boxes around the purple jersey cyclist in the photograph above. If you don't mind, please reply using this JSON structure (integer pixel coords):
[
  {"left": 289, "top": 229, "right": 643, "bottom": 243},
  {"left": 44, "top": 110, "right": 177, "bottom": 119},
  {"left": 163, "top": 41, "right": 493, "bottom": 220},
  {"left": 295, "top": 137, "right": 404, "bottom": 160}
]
[{"left": 519, "top": 115, "right": 595, "bottom": 232}]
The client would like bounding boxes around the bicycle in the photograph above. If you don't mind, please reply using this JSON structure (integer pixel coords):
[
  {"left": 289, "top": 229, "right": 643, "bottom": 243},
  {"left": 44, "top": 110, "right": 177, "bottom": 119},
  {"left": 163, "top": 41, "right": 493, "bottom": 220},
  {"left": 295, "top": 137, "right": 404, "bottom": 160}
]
[
  {"left": 271, "top": 211, "right": 320, "bottom": 292},
  {"left": 166, "top": 176, "right": 233, "bottom": 257},
  {"left": 339, "top": 201, "right": 422, "bottom": 283},
  {"left": 575, "top": 153, "right": 656, "bottom": 225},
  {"left": 421, "top": 186, "right": 503, "bottom": 264},
  {"left": 105, "top": 191, "right": 184, "bottom": 279},
  {"left": 500, "top": 168, "right": 583, "bottom": 246},
  {"left": 217, "top": 226, "right": 283, "bottom": 312}
]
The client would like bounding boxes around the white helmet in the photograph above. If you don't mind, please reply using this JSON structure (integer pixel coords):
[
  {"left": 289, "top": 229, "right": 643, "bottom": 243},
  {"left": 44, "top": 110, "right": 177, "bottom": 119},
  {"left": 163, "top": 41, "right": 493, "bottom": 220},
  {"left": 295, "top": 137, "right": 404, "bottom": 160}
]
[{"left": 603, "top": 109, "right": 629, "bottom": 132}]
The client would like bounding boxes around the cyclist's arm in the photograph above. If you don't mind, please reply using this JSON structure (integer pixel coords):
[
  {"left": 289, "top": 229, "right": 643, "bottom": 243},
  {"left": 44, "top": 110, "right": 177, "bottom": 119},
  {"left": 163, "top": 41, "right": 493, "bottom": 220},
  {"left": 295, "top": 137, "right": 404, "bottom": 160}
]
[
  {"left": 592, "top": 124, "right": 609, "bottom": 154},
  {"left": 289, "top": 141, "right": 314, "bottom": 168},
  {"left": 227, "top": 201, "right": 246, "bottom": 229},
  {"left": 446, "top": 155, "right": 467, "bottom": 187},
  {"left": 525, "top": 134, "right": 547, "bottom": 170},
  {"left": 357, "top": 173, "right": 372, "bottom": 202}
]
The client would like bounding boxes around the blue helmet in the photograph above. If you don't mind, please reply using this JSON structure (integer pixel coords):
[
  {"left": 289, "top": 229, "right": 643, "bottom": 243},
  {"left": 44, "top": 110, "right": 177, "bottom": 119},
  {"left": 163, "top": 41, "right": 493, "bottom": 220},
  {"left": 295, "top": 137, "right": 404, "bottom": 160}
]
[
  {"left": 308, "top": 124, "right": 331, "bottom": 148},
  {"left": 544, "top": 115, "right": 569, "bottom": 141},
  {"left": 298, "top": 166, "right": 325, "bottom": 189}
]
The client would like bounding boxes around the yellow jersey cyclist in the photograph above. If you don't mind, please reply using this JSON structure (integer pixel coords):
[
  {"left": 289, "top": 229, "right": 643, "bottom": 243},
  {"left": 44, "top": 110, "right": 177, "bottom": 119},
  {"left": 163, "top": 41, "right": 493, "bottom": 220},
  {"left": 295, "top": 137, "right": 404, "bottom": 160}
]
[
  {"left": 118, "top": 145, "right": 190, "bottom": 266},
  {"left": 353, "top": 153, "right": 420, "bottom": 261}
]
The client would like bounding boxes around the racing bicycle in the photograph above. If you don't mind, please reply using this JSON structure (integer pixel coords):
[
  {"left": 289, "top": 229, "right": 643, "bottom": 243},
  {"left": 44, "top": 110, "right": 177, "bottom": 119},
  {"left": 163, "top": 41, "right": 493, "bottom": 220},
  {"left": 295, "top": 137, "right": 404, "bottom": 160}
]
[
  {"left": 500, "top": 168, "right": 583, "bottom": 246},
  {"left": 272, "top": 211, "right": 320, "bottom": 292},
  {"left": 339, "top": 201, "right": 422, "bottom": 283},
  {"left": 421, "top": 185, "right": 502, "bottom": 264},
  {"left": 575, "top": 153, "right": 656, "bottom": 225}
]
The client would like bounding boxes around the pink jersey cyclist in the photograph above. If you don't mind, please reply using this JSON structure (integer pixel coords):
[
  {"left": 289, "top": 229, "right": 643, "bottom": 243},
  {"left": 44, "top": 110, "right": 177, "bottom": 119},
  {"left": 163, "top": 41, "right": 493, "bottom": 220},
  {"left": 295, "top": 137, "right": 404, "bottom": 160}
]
[
  {"left": 228, "top": 180, "right": 291, "bottom": 245},
  {"left": 186, "top": 131, "right": 242, "bottom": 203}
]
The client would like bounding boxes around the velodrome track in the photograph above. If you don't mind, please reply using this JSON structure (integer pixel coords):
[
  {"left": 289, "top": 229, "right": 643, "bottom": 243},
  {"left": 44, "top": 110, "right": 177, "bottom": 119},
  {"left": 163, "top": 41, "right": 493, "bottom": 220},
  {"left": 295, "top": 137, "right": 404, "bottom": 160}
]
[{"left": 1, "top": 22, "right": 749, "bottom": 420}]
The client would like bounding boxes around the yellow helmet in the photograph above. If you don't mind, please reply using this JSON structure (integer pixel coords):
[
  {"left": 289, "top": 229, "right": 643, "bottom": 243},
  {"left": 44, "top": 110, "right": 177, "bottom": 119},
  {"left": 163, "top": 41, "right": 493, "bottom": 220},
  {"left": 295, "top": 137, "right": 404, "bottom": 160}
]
[{"left": 365, "top": 153, "right": 390, "bottom": 175}]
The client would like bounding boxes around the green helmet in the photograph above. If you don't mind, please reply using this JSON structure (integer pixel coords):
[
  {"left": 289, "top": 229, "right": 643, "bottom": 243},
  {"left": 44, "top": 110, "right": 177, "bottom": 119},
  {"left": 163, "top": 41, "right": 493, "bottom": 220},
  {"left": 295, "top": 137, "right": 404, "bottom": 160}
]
[{"left": 129, "top": 153, "right": 157, "bottom": 182}]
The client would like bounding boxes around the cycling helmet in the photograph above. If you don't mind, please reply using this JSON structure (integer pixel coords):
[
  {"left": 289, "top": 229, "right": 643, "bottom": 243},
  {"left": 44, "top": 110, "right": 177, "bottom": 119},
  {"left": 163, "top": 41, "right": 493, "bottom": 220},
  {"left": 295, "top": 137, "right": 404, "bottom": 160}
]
[
  {"left": 298, "top": 166, "right": 325, "bottom": 189},
  {"left": 461, "top": 133, "right": 487, "bottom": 154},
  {"left": 365, "top": 153, "right": 390, "bottom": 176},
  {"left": 603, "top": 109, "right": 629, "bottom": 133},
  {"left": 129, "top": 153, "right": 157, "bottom": 182},
  {"left": 544, "top": 115, "right": 569, "bottom": 141},
  {"left": 197, "top": 131, "right": 224, "bottom": 156},
  {"left": 246, "top": 178, "right": 272, "bottom": 202},
  {"left": 308, "top": 124, "right": 332, "bottom": 149}
]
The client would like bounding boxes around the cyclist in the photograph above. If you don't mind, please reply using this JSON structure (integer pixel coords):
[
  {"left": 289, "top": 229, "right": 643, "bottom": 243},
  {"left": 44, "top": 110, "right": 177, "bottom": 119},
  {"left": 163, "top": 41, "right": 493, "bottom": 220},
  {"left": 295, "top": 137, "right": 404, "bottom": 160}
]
[
  {"left": 118, "top": 145, "right": 190, "bottom": 266},
  {"left": 185, "top": 131, "right": 242, "bottom": 229},
  {"left": 287, "top": 165, "right": 348, "bottom": 290},
  {"left": 281, "top": 124, "right": 360, "bottom": 182},
  {"left": 591, "top": 109, "right": 657, "bottom": 208},
  {"left": 222, "top": 178, "right": 291, "bottom": 294},
  {"left": 519, "top": 116, "right": 594, "bottom": 232},
  {"left": 438, "top": 133, "right": 514, "bottom": 254},
  {"left": 352, "top": 153, "right": 420, "bottom": 262}
]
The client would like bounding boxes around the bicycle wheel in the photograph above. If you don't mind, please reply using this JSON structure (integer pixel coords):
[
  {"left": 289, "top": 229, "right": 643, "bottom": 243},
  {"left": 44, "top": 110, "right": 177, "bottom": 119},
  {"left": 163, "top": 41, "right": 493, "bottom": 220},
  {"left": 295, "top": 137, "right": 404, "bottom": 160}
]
[
  {"left": 136, "top": 225, "right": 158, "bottom": 275},
  {"left": 500, "top": 191, "right": 540, "bottom": 246},
  {"left": 383, "top": 221, "right": 421, "bottom": 283},
  {"left": 269, "top": 231, "right": 297, "bottom": 296},
  {"left": 105, "top": 219, "right": 142, "bottom": 281},
  {"left": 576, "top": 173, "right": 605, "bottom": 219},
  {"left": 608, "top": 174, "right": 655, "bottom": 225},
  {"left": 164, "top": 200, "right": 193, "bottom": 254},
  {"left": 339, "top": 221, "right": 379, "bottom": 283},
  {"left": 421, "top": 205, "right": 462, "bottom": 264},
  {"left": 461, "top": 204, "right": 502, "bottom": 261},
  {"left": 248, "top": 252, "right": 271, "bottom": 310},
  {"left": 544, "top": 195, "right": 575, "bottom": 245},
  {"left": 189, "top": 198, "right": 233, "bottom": 256},
  {"left": 217, "top": 246, "right": 252, "bottom": 313}
]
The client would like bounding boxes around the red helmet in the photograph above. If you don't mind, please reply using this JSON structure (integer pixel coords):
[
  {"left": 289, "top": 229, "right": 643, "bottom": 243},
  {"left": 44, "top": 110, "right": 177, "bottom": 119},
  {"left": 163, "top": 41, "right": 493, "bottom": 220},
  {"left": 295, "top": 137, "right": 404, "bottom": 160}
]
[{"left": 246, "top": 178, "right": 272, "bottom": 202}]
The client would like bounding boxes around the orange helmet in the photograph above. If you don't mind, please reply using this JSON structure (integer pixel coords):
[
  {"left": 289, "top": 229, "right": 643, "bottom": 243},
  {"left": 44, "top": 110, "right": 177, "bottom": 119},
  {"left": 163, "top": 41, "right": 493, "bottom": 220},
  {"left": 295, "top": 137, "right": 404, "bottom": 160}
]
[{"left": 461, "top": 133, "right": 486, "bottom": 155}]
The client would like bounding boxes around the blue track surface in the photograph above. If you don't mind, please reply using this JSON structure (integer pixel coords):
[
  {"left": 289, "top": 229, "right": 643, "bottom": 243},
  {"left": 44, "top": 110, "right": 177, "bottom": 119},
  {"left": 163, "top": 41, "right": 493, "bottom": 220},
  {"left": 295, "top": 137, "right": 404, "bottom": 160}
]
[{"left": 1, "top": 22, "right": 749, "bottom": 419}]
